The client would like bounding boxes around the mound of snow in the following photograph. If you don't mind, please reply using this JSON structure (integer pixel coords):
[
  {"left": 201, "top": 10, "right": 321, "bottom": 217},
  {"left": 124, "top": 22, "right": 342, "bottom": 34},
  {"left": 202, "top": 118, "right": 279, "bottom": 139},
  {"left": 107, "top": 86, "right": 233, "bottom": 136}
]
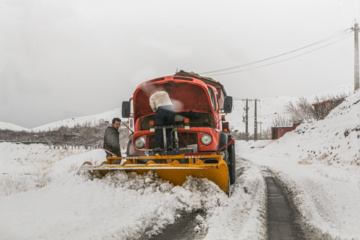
[
  {"left": 0, "top": 142, "right": 266, "bottom": 240},
  {"left": 240, "top": 90, "right": 360, "bottom": 239},
  {"left": 264, "top": 90, "right": 360, "bottom": 167},
  {"left": 0, "top": 122, "right": 28, "bottom": 131}
]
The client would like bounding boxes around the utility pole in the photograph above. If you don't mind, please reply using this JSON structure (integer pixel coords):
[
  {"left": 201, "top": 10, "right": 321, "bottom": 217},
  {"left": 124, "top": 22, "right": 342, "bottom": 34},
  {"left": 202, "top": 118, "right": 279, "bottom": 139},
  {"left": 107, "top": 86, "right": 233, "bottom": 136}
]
[
  {"left": 354, "top": 22, "right": 359, "bottom": 91},
  {"left": 254, "top": 99, "right": 260, "bottom": 141},
  {"left": 245, "top": 99, "right": 249, "bottom": 141},
  {"left": 254, "top": 99, "right": 257, "bottom": 141},
  {"left": 243, "top": 98, "right": 260, "bottom": 141}
]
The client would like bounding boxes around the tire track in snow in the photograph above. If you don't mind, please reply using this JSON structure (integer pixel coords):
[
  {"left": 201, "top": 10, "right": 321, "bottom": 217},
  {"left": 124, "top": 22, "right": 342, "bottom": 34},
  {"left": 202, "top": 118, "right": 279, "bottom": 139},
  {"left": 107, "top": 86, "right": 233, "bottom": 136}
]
[
  {"left": 263, "top": 169, "right": 305, "bottom": 240},
  {"left": 138, "top": 210, "right": 207, "bottom": 240}
]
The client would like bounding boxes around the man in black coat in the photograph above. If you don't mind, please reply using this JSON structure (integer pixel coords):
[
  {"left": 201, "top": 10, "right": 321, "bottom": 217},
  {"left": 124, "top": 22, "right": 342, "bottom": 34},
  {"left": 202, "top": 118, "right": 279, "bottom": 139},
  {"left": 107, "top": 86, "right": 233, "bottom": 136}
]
[{"left": 103, "top": 118, "right": 121, "bottom": 157}]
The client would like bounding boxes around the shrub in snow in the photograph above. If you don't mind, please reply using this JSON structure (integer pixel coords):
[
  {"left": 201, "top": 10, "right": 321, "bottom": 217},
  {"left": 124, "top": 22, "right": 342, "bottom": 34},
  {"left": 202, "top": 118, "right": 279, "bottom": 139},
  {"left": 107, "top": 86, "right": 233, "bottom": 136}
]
[
  {"left": 1, "top": 175, "right": 28, "bottom": 196},
  {"left": 31, "top": 164, "right": 52, "bottom": 188}
]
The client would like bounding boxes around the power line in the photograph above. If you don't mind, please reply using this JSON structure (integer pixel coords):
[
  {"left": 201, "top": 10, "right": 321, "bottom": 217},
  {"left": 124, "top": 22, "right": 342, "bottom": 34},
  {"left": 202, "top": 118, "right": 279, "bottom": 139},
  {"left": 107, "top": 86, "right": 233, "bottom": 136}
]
[
  {"left": 199, "top": 28, "right": 352, "bottom": 75},
  {"left": 205, "top": 33, "right": 352, "bottom": 77}
]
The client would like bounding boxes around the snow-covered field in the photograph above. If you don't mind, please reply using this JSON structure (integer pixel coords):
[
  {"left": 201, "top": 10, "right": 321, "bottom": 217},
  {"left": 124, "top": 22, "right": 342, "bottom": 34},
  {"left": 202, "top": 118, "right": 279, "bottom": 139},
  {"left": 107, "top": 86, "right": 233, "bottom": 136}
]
[
  {"left": 0, "top": 86, "right": 359, "bottom": 239},
  {"left": 0, "top": 142, "right": 266, "bottom": 240}
]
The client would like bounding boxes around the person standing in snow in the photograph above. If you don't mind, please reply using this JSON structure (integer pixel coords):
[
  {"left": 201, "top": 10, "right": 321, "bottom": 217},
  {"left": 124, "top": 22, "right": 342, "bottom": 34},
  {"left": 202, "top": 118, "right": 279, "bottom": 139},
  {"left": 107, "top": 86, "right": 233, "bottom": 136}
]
[
  {"left": 103, "top": 118, "right": 121, "bottom": 158},
  {"left": 149, "top": 91, "right": 175, "bottom": 152}
]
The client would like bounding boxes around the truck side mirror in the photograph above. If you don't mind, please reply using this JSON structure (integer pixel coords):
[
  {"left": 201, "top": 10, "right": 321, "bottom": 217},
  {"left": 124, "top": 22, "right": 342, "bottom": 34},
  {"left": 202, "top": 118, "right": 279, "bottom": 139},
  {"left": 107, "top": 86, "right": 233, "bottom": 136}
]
[
  {"left": 223, "top": 96, "right": 233, "bottom": 113},
  {"left": 122, "top": 101, "right": 131, "bottom": 118}
]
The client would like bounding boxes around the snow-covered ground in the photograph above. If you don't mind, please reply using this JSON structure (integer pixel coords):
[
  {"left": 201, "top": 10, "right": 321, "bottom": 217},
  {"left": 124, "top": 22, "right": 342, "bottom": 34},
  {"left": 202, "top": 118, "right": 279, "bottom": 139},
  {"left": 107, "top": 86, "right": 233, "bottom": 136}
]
[
  {"left": 0, "top": 142, "right": 266, "bottom": 240},
  {"left": 0, "top": 86, "right": 359, "bottom": 239},
  {"left": 240, "top": 89, "right": 360, "bottom": 239}
]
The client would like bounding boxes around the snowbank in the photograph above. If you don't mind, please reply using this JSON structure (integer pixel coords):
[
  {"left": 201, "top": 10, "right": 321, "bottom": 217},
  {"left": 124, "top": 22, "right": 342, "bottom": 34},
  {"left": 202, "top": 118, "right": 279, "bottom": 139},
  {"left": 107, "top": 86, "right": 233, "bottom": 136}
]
[
  {"left": 240, "top": 90, "right": 360, "bottom": 239},
  {"left": 0, "top": 142, "right": 266, "bottom": 240}
]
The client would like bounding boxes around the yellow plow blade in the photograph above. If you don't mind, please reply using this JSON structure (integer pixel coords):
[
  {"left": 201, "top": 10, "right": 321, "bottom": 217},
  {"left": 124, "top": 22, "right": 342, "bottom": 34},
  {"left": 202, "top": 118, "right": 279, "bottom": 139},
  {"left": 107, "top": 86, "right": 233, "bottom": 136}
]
[{"left": 80, "top": 154, "right": 230, "bottom": 194}]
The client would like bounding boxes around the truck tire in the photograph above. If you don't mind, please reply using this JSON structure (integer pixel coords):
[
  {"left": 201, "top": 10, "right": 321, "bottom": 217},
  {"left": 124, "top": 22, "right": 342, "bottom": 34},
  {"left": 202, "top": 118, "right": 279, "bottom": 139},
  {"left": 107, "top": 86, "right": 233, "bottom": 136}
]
[
  {"left": 228, "top": 143, "right": 236, "bottom": 184},
  {"left": 218, "top": 132, "right": 228, "bottom": 162},
  {"left": 219, "top": 132, "right": 228, "bottom": 149}
]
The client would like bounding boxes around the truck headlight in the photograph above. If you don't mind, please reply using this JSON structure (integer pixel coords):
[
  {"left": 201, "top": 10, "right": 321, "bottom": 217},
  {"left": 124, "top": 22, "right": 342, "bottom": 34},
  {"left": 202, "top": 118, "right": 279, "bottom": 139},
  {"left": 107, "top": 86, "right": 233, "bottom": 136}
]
[
  {"left": 134, "top": 136, "right": 146, "bottom": 149},
  {"left": 200, "top": 134, "right": 212, "bottom": 145}
]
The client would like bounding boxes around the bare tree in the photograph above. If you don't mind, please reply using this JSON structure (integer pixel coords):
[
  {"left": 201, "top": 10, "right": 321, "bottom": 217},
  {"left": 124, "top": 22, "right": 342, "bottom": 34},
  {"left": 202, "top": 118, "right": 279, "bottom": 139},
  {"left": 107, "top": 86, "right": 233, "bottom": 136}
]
[
  {"left": 286, "top": 97, "right": 314, "bottom": 122},
  {"left": 272, "top": 114, "right": 292, "bottom": 127}
]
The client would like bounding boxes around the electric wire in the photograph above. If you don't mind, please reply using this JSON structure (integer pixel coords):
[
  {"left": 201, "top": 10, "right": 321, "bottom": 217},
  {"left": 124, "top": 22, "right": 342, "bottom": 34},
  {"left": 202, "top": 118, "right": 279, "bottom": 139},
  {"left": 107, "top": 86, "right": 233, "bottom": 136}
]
[
  {"left": 205, "top": 32, "right": 352, "bottom": 77},
  {"left": 199, "top": 28, "right": 352, "bottom": 75}
]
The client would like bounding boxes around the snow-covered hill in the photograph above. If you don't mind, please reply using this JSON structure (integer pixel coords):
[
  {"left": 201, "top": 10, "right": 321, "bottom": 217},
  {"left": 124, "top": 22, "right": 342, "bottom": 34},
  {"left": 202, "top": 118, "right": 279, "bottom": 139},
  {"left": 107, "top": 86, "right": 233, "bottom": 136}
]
[
  {"left": 0, "top": 122, "right": 29, "bottom": 131},
  {"left": 32, "top": 108, "right": 122, "bottom": 132},
  {"left": 240, "top": 89, "right": 360, "bottom": 239},
  {"left": 0, "top": 108, "right": 122, "bottom": 132},
  {"left": 258, "top": 87, "right": 360, "bottom": 166},
  {"left": 228, "top": 84, "right": 352, "bottom": 133}
]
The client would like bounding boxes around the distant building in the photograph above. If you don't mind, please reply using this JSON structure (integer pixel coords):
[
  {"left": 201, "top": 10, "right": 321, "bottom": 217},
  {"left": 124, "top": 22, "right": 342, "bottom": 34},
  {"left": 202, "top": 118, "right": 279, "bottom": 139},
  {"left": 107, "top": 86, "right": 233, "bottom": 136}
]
[{"left": 271, "top": 122, "right": 301, "bottom": 139}]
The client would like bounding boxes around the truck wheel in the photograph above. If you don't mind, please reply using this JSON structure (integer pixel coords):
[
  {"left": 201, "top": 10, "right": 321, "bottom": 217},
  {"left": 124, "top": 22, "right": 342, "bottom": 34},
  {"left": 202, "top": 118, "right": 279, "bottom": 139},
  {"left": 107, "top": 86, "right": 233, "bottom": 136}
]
[
  {"left": 218, "top": 132, "right": 228, "bottom": 163},
  {"left": 228, "top": 144, "right": 236, "bottom": 184},
  {"left": 219, "top": 132, "right": 228, "bottom": 149}
]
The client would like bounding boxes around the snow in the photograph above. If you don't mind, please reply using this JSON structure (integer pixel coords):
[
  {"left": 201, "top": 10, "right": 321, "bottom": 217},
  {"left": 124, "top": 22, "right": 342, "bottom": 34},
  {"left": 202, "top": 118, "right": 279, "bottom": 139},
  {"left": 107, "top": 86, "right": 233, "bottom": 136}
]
[
  {"left": 31, "top": 108, "right": 123, "bottom": 132},
  {"left": 204, "top": 161, "right": 266, "bottom": 240},
  {"left": 239, "top": 89, "right": 360, "bottom": 239},
  {"left": 0, "top": 122, "right": 28, "bottom": 131},
  {"left": 0, "top": 142, "right": 266, "bottom": 240},
  {"left": 228, "top": 84, "right": 353, "bottom": 132},
  {"left": 0, "top": 85, "right": 359, "bottom": 239},
  {"left": 0, "top": 108, "right": 122, "bottom": 132}
]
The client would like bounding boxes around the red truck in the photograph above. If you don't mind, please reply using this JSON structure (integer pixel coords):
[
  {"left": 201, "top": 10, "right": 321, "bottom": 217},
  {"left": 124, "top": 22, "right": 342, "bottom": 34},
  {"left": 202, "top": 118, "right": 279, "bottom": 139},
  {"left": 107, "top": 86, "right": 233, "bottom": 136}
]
[{"left": 81, "top": 71, "right": 235, "bottom": 194}]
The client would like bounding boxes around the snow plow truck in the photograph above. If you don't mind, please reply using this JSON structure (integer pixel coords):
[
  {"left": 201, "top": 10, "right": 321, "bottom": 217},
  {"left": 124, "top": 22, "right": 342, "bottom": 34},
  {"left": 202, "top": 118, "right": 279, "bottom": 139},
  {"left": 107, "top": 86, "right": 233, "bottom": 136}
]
[{"left": 80, "top": 71, "right": 235, "bottom": 194}]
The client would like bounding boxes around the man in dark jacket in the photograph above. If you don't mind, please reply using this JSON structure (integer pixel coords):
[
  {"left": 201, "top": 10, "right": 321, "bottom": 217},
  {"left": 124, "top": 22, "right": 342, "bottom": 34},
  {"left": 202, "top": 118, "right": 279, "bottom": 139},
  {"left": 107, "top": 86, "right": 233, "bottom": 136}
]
[{"left": 103, "top": 118, "right": 121, "bottom": 158}]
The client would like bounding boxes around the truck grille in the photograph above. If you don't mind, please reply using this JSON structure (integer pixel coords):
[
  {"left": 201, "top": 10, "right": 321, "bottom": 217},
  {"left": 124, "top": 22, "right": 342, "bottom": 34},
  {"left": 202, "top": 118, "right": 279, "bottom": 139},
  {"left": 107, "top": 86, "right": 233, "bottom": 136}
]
[{"left": 147, "top": 132, "right": 197, "bottom": 149}]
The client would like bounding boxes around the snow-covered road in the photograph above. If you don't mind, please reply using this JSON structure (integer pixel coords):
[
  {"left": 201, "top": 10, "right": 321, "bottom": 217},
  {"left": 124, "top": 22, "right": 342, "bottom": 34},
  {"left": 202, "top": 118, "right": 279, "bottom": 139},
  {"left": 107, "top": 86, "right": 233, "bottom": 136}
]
[{"left": 1, "top": 138, "right": 359, "bottom": 239}]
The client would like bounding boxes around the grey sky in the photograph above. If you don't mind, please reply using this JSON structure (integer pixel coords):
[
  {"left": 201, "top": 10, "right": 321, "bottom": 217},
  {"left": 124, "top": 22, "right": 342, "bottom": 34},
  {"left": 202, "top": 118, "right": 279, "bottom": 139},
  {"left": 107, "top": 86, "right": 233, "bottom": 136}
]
[{"left": 1, "top": 0, "right": 359, "bottom": 128}]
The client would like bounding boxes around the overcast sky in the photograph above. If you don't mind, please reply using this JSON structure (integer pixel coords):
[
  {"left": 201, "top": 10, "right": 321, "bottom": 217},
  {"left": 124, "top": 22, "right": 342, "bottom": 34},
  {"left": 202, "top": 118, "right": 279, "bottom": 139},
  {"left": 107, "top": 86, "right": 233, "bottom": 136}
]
[{"left": 1, "top": 0, "right": 359, "bottom": 128}]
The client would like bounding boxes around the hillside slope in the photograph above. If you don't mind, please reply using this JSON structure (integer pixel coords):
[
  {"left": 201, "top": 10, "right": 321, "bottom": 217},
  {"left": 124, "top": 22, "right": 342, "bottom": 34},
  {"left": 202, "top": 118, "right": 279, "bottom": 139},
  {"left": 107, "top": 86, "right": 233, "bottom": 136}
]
[
  {"left": 240, "top": 90, "right": 360, "bottom": 239},
  {"left": 227, "top": 84, "right": 352, "bottom": 134}
]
